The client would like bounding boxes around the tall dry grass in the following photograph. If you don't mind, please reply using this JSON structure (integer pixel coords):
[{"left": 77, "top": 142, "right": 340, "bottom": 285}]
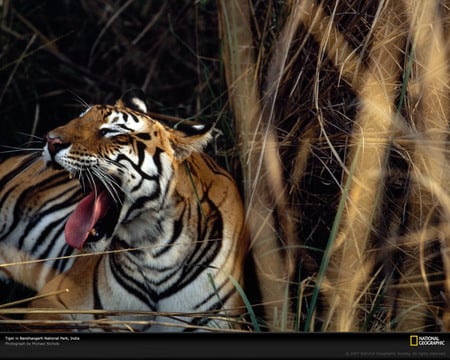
[{"left": 219, "top": 0, "right": 450, "bottom": 332}]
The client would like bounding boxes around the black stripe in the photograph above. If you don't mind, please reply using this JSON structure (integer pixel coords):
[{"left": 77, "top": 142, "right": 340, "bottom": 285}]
[
  {"left": 109, "top": 253, "right": 157, "bottom": 309},
  {"left": 136, "top": 140, "right": 146, "bottom": 167},
  {"left": 55, "top": 241, "right": 75, "bottom": 273},
  {"left": 159, "top": 198, "right": 223, "bottom": 299},
  {"left": 153, "top": 205, "right": 186, "bottom": 257},
  {"left": 126, "top": 148, "right": 166, "bottom": 214},
  {"left": 183, "top": 194, "right": 222, "bottom": 271},
  {"left": 0, "top": 184, "right": 20, "bottom": 236},
  {"left": 24, "top": 190, "right": 81, "bottom": 251},
  {"left": 197, "top": 154, "right": 235, "bottom": 182},
  {"left": 0, "top": 153, "right": 40, "bottom": 190},
  {"left": 128, "top": 113, "right": 139, "bottom": 123},
  {"left": 136, "top": 133, "right": 151, "bottom": 141},
  {"left": 182, "top": 287, "right": 236, "bottom": 332},
  {"left": 0, "top": 171, "right": 78, "bottom": 246},
  {"left": 124, "top": 193, "right": 160, "bottom": 221},
  {"left": 33, "top": 218, "right": 66, "bottom": 258},
  {"left": 118, "top": 123, "right": 134, "bottom": 131},
  {"left": 194, "top": 275, "right": 232, "bottom": 310},
  {"left": 115, "top": 153, "right": 159, "bottom": 182},
  {"left": 93, "top": 257, "right": 105, "bottom": 320}
]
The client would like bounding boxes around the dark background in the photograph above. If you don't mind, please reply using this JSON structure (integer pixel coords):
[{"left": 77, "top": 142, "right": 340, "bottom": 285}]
[{"left": 0, "top": 0, "right": 237, "bottom": 168}]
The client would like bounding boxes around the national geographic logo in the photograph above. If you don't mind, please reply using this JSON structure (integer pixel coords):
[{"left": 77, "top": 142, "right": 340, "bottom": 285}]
[{"left": 410, "top": 335, "right": 446, "bottom": 347}]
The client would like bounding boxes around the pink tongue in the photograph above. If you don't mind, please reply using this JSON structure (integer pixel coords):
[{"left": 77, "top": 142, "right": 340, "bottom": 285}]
[{"left": 65, "top": 190, "right": 111, "bottom": 249}]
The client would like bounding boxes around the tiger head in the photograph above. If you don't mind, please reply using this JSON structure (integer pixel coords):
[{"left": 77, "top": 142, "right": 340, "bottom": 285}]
[{"left": 42, "top": 90, "right": 212, "bottom": 252}]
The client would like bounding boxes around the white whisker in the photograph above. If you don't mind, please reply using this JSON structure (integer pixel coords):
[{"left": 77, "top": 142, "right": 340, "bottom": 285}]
[
  {"left": 15, "top": 132, "right": 44, "bottom": 141},
  {"left": 69, "top": 91, "right": 90, "bottom": 108},
  {"left": 86, "top": 170, "right": 98, "bottom": 197},
  {"left": 0, "top": 147, "right": 42, "bottom": 155},
  {"left": 91, "top": 166, "right": 123, "bottom": 205}
]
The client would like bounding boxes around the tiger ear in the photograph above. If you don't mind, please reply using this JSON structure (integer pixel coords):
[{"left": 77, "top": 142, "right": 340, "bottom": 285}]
[
  {"left": 169, "top": 121, "right": 214, "bottom": 160},
  {"left": 115, "top": 89, "right": 148, "bottom": 113}
]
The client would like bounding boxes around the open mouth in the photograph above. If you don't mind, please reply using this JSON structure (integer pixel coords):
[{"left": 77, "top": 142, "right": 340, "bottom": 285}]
[{"left": 65, "top": 178, "right": 121, "bottom": 250}]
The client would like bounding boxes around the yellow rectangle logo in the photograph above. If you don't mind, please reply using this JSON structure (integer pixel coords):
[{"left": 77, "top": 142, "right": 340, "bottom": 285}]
[{"left": 410, "top": 335, "right": 419, "bottom": 347}]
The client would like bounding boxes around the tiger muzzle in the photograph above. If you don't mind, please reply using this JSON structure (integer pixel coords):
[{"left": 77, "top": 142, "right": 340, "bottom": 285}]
[
  {"left": 44, "top": 133, "right": 71, "bottom": 169},
  {"left": 45, "top": 134, "right": 66, "bottom": 155}
]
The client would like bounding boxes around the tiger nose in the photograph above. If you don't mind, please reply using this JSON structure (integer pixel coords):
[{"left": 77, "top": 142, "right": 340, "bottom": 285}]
[{"left": 45, "top": 133, "right": 65, "bottom": 155}]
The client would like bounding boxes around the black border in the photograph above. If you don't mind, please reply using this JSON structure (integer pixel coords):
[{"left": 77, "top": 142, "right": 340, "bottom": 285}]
[{"left": 1, "top": 332, "right": 449, "bottom": 359}]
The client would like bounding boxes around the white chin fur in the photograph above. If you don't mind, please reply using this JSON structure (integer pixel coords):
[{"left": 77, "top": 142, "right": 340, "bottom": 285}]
[{"left": 42, "top": 144, "right": 52, "bottom": 164}]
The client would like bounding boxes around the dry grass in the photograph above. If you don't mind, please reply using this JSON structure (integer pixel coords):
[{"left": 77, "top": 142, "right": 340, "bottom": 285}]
[
  {"left": 1, "top": 0, "right": 450, "bottom": 332},
  {"left": 220, "top": 0, "right": 450, "bottom": 332}
]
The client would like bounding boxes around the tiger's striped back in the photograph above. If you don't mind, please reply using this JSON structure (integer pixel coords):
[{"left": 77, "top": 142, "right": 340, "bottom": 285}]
[
  {"left": 21, "top": 90, "right": 248, "bottom": 331},
  {"left": 0, "top": 154, "right": 82, "bottom": 291}
]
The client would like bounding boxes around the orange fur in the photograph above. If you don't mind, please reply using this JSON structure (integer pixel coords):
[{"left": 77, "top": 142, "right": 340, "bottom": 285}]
[{"left": 23, "top": 94, "right": 248, "bottom": 332}]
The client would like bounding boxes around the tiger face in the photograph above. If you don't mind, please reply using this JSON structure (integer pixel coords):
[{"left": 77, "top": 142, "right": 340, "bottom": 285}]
[{"left": 42, "top": 90, "right": 212, "bottom": 252}]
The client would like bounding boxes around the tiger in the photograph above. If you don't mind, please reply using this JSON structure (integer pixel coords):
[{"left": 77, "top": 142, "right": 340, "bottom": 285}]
[
  {"left": 1, "top": 90, "right": 247, "bottom": 331},
  {"left": 0, "top": 154, "right": 82, "bottom": 292}
]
